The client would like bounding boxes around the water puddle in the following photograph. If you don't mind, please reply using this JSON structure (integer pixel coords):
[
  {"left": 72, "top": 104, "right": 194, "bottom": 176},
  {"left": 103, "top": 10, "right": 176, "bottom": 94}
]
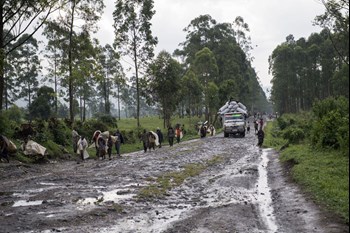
[
  {"left": 100, "top": 204, "right": 192, "bottom": 233},
  {"left": 257, "top": 149, "right": 278, "bottom": 232},
  {"left": 12, "top": 200, "right": 43, "bottom": 207},
  {"left": 76, "top": 188, "right": 135, "bottom": 207}
]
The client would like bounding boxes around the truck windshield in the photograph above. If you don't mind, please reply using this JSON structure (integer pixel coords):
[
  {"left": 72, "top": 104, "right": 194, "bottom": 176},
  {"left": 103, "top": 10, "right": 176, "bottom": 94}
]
[{"left": 225, "top": 114, "right": 244, "bottom": 121}]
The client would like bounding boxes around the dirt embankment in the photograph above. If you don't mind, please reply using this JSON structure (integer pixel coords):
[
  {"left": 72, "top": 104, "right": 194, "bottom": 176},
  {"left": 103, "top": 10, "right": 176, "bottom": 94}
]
[{"left": 0, "top": 132, "right": 348, "bottom": 233}]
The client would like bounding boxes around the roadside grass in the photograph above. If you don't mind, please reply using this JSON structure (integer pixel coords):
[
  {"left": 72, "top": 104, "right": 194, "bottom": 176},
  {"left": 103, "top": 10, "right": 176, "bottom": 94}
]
[
  {"left": 137, "top": 156, "right": 223, "bottom": 200},
  {"left": 265, "top": 121, "right": 349, "bottom": 223}
]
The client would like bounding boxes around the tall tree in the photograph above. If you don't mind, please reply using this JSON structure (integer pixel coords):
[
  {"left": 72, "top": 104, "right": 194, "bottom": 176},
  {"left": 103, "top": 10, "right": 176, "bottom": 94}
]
[
  {"left": 46, "top": 0, "right": 104, "bottom": 122},
  {"left": 98, "top": 44, "right": 123, "bottom": 115},
  {"left": 0, "top": 0, "right": 60, "bottom": 111},
  {"left": 192, "top": 47, "right": 219, "bottom": 121},
  {"left": 13, "top": 35, "right": 41, "bottom": 109},
  {"left": 148, "top": 51, "right": 182, "bottom": 128},
  {"left": 113, "top": 0, "right": 158, "bottom": 127},
  {"left": 315, "top": 0, "right": 349, "bottom": 66}
]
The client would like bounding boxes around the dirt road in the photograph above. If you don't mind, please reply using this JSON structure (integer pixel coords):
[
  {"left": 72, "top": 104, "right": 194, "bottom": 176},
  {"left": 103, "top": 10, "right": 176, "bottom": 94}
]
[{"left": 0, "top": 131, "right": 348, "bottom": 233}]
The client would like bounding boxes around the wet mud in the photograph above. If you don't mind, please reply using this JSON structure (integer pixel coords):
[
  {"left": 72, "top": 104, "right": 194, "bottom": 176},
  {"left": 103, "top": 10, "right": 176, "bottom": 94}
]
[{"left": 0, "top": 131, "right": 348, "bottom": 233}]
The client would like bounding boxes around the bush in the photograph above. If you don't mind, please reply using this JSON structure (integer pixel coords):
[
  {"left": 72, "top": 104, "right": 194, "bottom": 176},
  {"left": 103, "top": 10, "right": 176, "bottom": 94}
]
[
  {"left": 282, "top": 127, "right": 305, "bottom": 144},
  {"left": 48, "top": 118, "right": 71, "bottom": 146},
  {"left": 311, "top": 97, "right": 349, "bottom": 152},
  {"left": 0, "top": 113, "right": 15, "bottom": 137},
  {"left": 97, "top": 114, "right": 118, "bottom": 128},
  {"left": 44, "top": 140, "right": 64, "bottom": 159}
]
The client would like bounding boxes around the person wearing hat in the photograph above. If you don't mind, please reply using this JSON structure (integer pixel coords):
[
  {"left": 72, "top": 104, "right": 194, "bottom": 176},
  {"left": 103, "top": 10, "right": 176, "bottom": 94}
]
[{"left": 156, "top": 127, "right": 163, "bottom": 148}]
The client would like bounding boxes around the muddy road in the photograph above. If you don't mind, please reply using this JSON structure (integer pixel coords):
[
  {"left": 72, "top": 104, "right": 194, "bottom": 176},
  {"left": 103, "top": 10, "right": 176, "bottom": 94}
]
[{"left": 0, "top": 131, "right": 348, "bottom": 233}]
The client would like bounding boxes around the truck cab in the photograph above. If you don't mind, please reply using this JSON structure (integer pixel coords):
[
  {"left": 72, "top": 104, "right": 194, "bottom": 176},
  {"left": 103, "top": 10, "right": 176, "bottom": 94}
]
[{"left": 223, "top": 112, "right": 246, "bottom": 137}]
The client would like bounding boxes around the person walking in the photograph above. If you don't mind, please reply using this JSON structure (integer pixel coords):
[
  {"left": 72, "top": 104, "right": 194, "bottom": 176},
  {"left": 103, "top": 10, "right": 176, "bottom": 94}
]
[
  {"left": 167, "top": 126, "right": 175, "bottom": 147},
  {"left": 259, "top": 118, "right": 264, "bottom": 130},
  {"left": 141, "top": 129, "right": 149, "bottom": 152},
  {"left": 156, "top": 127, "right": 163, "bottom": 148},
  {"left": 114, "top": 129, "right": 124, "bottom": 157},
  {"left": 98, "top": 136, "right": 106, "bottom": 160},
  {"left": 257, "top": 128, "right": 265, "bottom": 147},
  {"left": 200, "top": 124, "right": 207, "bottom": 138},
  {"left": 107, "top": 134, "right": 114, "bottom": 160},
  {"left": 77, "top": 136, "right": 89, "bottom": 161},
  {"left": 148, "top": 132, "right": 156, "bottom": 151},
  {"left": 175, "top": 125, "right": 182, "bottom": 144},
  {"left": 254, "top": 120, "right": 259, "bottom": 134}
]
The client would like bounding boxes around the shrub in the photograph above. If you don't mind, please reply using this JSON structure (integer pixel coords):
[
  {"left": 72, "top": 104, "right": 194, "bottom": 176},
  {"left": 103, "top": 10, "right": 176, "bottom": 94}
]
[
  {"left": 97, "top": 114, "right": 118, "bottom": 128},
  {"left": 310, "top": 97, "right": 349, "bottom": 152},
  {"left": 48, "top": 118, "right": 71, "bottom": 146},
  {"left": 282, "top": 127, "right": 305, "bottom": 144},
  {"left": 44, "top": 140, "right": 64, "bottom": 159},
  {"left": 0, "top": 114, "right": 15, "bottom": 137}
]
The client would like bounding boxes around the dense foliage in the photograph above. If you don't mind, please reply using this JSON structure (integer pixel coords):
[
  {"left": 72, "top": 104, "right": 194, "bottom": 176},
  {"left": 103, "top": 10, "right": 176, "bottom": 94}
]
[{"left": 269, "top": 0, "right": 349, "bottom": 115}]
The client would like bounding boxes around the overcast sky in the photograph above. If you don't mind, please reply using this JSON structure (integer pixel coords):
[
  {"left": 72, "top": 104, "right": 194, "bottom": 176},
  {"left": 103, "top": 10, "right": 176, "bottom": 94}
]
[{"left": 95, "top": 0, "right": 326, "bottom": 95}]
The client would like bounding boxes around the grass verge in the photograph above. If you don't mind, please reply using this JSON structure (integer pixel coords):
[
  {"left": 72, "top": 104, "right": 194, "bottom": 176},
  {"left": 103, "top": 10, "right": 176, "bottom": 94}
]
[{"left": 265, "top": 121, "right": 349, "bottom": 223}]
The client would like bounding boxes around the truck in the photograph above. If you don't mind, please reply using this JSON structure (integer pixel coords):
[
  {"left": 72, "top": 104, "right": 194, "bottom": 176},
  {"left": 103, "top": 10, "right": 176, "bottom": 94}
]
[{"left": 222, "top": 112, "right": 246, "bottom": 138}]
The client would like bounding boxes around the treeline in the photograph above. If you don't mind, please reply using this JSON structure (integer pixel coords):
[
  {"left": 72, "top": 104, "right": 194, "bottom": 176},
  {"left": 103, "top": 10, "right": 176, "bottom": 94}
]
[
  {"left": 269, "top": 0, "right": 349, "bottom": 114},
  {"left": 0, "top": 1, "right": 269, "bottom": 130}
]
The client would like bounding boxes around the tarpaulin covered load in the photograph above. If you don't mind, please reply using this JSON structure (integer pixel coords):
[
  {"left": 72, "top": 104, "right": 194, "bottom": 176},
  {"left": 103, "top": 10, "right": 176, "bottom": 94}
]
[
  {"left": 217, "top": 100, "right": 248, "bottom": 116},
  {"left": 149, "top": 131, "right": 160, "bottom": 146},
  {"left": 22, "top": 140, "right": 47, "bottom": 156}
]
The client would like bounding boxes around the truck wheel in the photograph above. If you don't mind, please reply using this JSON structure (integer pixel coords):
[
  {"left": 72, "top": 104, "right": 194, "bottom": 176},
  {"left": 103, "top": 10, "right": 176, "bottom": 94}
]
[
  {"left": 224, "top": 132, "right": 229, "bottom": 137},
  {"left": 241, "top": 132, "right": 245, "bottom": 137}
]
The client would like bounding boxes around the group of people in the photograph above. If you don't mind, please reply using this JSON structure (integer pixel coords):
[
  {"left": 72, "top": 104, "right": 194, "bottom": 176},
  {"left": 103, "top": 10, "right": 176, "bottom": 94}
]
[
  {"left": 92, "top": 130, "right": 125, "bottom": 160},
  {"left": 140, "top": 125, "right": 184, "bottom": 153},
  {"left": 199, "top": 124, "right": 216, "bottom": 138},
  {"left": 72, "top": 129, "right": 125, "bottom": 162}
]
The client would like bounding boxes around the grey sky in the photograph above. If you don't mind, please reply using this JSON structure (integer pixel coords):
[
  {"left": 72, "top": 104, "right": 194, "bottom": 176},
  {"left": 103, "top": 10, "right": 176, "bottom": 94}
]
[{"left": 96, "top": 0, "right": 326, "bottom": 95}]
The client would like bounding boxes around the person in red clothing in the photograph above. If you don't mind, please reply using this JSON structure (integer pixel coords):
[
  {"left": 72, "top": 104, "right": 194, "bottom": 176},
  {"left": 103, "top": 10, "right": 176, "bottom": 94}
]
[{"left": 175, "top": 125, "right": 182, "bottom": 144}]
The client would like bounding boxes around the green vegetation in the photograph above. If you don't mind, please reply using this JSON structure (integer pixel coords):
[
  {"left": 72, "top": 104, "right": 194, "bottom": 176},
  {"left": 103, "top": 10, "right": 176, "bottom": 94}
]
[{"left": 264, "top": 97, "right": 349, "bottom": 223}]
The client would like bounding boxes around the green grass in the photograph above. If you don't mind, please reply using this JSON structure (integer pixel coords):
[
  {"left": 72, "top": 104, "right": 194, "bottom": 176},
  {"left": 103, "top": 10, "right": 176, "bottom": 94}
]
[
  {"left": 265, "top": 121, "right": 349, "bottom": 223},
  {"left": 280, "top": 145, "right": 349, "bottom": 223},
  {"left": 137, "top": 156, "right": 223, "bottom": 200}
]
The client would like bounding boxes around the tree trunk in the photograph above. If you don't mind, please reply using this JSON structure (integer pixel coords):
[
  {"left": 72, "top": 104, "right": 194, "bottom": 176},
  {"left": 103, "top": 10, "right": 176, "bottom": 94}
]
[
  {"left": 0, "top": 5, "right": 4, "bottom": 111},
  {"left": 132, "top": 28, "right": 140, "bottom": 127},
  {"left": 68, "top": 0, "right": 76, "bottom": 123}
]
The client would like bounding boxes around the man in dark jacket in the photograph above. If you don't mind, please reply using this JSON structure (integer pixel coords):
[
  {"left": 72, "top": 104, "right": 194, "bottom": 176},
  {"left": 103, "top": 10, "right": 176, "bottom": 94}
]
[
  {"left": 114, "top": 129, "right": 124, "bottom": 157},
  {"left": 257, "top": 129, "right": 265, "bottom": 147},
  {"left": 167, "top": 127, "right": 175, "bottom": 146},
  {"left": 156, "top": 128, "right": 163, "bottom": 148}
]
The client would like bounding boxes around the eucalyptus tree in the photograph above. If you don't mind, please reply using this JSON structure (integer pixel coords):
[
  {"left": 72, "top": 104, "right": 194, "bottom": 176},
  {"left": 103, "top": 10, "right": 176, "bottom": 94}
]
[
  {"left": 181, "top": 70, "right": 202, "bottom": 117},
  {"left": 148, "top": 51, "right": 182, "bottom": 128},
  {"left": 192, "top": 47, "right": 219, "bottom": 121},
  {"left": 113, "top": 0, "right": 158, "bottom": 127},
  {"left": 98, "top": 44, "right": 123, "bottom": 115},
  {"left": 175, "top": 15, "right": 267, "bottom": 110},
  {"left": 45, "top": 0, "right": 105, "bottom": 122},
  {"left": 42, "top": 21, "right": 67, "bottom": 116},
  {"left": 315, "top": 0, "right": 349, "bottom": 66},
  {"left": 233, "top": 16, "right": 254, "bottom": 61},
  {"left": 0, "top": 0, "right": 60, "bottom": 110},
  {"left": 13, "top": 35, "right": 41, "bottom": 110},
  {"left": 74, "top": 33, "right": 101, "bottom": 121}
]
